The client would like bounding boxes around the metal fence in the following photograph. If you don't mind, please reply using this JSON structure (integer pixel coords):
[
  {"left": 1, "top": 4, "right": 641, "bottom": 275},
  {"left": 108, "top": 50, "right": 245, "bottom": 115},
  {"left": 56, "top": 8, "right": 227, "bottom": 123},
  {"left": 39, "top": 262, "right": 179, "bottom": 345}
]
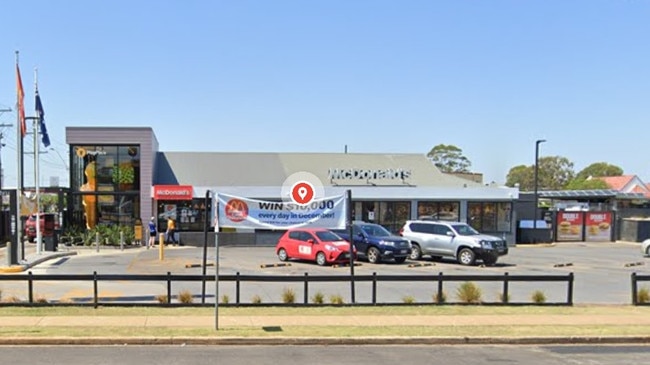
[{"left": 0, "top": 271, "right": 575, "bottom": 307}]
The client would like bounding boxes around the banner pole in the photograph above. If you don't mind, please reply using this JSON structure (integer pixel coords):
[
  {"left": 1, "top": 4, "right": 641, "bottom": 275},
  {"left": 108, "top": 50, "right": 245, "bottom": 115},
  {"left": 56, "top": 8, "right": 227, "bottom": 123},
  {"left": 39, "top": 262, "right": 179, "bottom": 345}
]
[
  {"left": 201, "top": 190, "right": 210, "bottom": 303},
  {"left": 347, "top": 189, "right": 355, "bottom": 304},
  {"left": 214, "top": 195, "right": 220, "bottom": 331}
]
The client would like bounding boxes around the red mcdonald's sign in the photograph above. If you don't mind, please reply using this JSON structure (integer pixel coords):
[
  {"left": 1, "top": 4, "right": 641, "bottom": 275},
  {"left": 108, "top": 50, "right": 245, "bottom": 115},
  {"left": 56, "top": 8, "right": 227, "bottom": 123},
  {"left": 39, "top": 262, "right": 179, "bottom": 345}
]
[{"left": 153, "top": 185, "right": 193, "bottom": 200}]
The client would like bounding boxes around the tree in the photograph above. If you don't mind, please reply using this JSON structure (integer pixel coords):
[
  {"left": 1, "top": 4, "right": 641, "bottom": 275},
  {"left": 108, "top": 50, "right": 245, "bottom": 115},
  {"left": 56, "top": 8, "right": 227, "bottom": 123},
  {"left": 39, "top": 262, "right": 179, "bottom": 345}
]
[
  {"left": 427, "top": 144, "right": 471, "bottom": 173},
  {"left": 564, "top": 178, "right": 609, "bottom": 190},
  {"left": 505, "top": 156, "right": 575, "bottom": 191},
  {"left": 575, "top": 162, "right": 623, "bottom": 181}
]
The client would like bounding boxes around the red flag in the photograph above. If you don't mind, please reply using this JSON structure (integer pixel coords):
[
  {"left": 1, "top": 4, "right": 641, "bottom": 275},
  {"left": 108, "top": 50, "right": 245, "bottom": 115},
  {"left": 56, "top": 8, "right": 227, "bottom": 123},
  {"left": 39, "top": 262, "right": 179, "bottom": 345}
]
[{"left": 16, "top": 64, "right": 26, "bottom": 138}]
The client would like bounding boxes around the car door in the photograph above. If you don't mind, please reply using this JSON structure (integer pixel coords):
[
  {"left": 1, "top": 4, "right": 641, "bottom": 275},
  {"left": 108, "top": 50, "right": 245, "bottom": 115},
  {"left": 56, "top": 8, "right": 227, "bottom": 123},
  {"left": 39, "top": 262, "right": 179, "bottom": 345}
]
[
  {"left": 351, "top": 225, "right": 369, "bottom": 255},
  {"left": 433, "top": 224, "right": 456, "bottom": 256},
  {"left": 418, "top": 223, "right": 444, "bottom": 255},
  {"left": 285, "top": 231, "right": 303, "bottom": 258},
  {"left": 297, "top": 231, "right": 316, "bottom": 260}
]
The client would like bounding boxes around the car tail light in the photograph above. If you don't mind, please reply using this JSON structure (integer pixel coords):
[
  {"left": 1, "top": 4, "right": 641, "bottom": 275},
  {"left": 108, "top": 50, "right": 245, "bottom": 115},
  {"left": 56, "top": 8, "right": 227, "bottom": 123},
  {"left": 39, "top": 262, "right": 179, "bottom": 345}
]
[{"left": 398, "top": 228, "right": 404, "bottom": 236}]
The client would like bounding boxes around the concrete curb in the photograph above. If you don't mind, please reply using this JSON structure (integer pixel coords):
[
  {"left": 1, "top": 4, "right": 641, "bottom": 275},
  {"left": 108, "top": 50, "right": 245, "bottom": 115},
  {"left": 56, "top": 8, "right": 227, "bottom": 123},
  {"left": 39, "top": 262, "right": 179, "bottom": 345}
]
[
  {"left": 0, "top": 251, "right": 77, "bottom": 273},
  {"left": 1, "top": 335, "right": 650, "bottom": 346}
]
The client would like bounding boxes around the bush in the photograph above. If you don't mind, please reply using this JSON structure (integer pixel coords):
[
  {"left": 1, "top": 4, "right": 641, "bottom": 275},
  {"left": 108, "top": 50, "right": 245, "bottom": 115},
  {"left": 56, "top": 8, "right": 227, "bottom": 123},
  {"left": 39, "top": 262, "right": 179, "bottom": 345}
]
[
  {"left": 637, "top": 287, "right": 650, "bottom": 304},
  {"left": 281, "top": 287, "right": 296, "bottom": 304},
  {"left": 221, "top": 294, "right": 230, "bottom": 304},
  {"left": 251, "top": 295, "right": 262, "bottom": 304},
  {"left": 311, "top": 291, "right": 325, "bottom": 304},
  {"left": 433, "top": 291, "right": 447, "bottom": 303},
  {"left": 155, "top": 294, "right": 168, "bottom": 304},
  {"left": 456, "top": 282, "right": 482, "bottom": 304},
  {"left": 178, "top": 290, "right": 193, "bottom": 304},
  {"left": 402, "top": 295, "right": 416, "bottom": 304},
  {"left": 330, "top": 294, "right": 345, "bottom": 305},
  {"left": 3, "top": 295, "right": 21, "bottom": 303},
  {"left": 531, "top": 290, "right": 547, "bottom": 304},
  {"left": 34, "top": 295, "right": 48, "bottom": 304}
]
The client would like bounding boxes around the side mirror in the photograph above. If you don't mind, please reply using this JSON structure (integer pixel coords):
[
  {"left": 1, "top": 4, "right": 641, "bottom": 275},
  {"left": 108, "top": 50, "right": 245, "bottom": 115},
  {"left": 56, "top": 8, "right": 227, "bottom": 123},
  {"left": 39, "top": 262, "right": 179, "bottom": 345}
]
[
  {"left": 446, "top": 231, "right": 455, "bottom": 237},
  {"left": 307, "top": 239, "right": 315, "bottom": 244},
  {"left": 357, "top": 232, "right": 365, "bottom": 238}
]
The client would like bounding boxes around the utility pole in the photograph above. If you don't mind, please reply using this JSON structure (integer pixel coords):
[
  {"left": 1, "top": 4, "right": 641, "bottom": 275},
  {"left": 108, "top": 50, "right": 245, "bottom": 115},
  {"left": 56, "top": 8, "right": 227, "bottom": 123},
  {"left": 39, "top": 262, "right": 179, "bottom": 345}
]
[{"left": 0, "top": 110, "right": 12, "bottom": 190}]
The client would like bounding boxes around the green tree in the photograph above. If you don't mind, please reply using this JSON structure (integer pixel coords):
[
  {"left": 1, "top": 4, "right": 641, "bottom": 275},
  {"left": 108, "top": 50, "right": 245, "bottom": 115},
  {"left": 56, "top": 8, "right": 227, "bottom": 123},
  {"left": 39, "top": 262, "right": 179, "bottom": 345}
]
[
  {"left": 505, "top": 156, "right": 575, "bottom": 191},
  {"left": 427, "top": 144, "right": 471, "bottom": 173},
  {"left": 564, "top": 178, "right": 609, "bottom": 190},
  {"left": 575, "top": 162, "right": 623, "bottom": 180}
]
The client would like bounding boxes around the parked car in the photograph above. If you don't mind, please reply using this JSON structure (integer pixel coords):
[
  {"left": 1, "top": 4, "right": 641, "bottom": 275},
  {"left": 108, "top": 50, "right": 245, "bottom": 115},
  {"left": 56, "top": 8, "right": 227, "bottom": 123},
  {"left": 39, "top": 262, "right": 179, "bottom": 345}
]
[
  {"left": 275, "top": 228, "right": 355, "bottom": 266},
  {"left": 24, "top": 213, "right": 59, "bottom": 243},
  {"left": 642, "top": 239, "right": 650, "bottom": 256},
  {"left": 334, "top": 222, "right": 411, "bottom": 264},
  {"left": 399, "top": 220, "right": 508, "bottom": 266}
]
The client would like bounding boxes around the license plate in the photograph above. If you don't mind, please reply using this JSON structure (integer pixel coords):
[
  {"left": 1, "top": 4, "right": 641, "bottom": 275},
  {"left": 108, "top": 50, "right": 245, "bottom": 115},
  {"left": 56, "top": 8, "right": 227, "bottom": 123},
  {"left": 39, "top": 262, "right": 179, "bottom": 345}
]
[{"left": 400, "top": 250, "right": 407, "bottom": 254}]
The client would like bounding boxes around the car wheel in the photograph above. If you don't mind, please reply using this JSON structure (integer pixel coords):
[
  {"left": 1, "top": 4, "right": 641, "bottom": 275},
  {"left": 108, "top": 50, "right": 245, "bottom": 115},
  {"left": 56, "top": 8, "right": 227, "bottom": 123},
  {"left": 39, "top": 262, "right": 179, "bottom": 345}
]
[
  {"left": 277, "top": 248, "right": 288, "bottom": 262},
  {"left": 394, "top": 257, "right": 407, "bottom": 264},
  {"left": 457, "top": 248, "right": 476, "bottom": 266},
  {"left": 316, "top": 252, "right": 327, "bottom": 266},
  {"left": 367, "top": 247, "right": 381, "bottom": 264},
  {"left": 409, "top": 244, "right": 422, "bottom": 260},
  {"left": 483, "top": 256, "right": 497, "bottom": 266}
]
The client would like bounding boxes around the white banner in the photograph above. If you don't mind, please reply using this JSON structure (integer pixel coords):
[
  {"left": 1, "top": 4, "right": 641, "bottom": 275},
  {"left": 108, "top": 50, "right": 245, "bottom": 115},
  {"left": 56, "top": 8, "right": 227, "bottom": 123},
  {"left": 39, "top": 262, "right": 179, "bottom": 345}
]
[{"left": 217, "top": 193, "right": 347, "bottom": 229}]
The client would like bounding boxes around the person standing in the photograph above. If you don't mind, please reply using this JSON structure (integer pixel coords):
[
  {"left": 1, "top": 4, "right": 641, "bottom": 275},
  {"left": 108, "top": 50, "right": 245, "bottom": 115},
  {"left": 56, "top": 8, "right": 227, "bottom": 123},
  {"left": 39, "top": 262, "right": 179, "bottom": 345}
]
[
  {"left": 148, "top": 217, "right": 157, "bottom": 249},
  {"left": 166, "top": 217, "right": 177, "bottom": 244}
]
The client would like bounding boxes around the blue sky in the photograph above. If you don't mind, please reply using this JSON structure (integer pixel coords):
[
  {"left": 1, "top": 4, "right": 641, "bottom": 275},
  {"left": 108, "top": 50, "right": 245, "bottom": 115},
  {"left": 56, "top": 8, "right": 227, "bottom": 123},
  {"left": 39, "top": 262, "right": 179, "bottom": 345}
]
[{"left": 1, "top": 0, "right": 649, "bottom": 188}]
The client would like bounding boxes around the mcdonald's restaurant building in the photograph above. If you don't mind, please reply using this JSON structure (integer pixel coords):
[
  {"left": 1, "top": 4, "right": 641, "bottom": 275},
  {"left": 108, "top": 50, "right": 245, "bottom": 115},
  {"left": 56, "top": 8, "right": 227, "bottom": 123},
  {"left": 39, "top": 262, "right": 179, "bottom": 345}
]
[{"left": 66, "top": 127, "right": 519, "bottom": 246}]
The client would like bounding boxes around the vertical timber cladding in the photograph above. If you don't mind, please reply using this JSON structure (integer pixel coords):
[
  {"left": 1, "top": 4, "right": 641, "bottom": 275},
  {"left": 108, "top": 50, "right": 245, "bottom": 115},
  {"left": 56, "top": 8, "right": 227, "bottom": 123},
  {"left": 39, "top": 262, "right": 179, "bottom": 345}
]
[{"left": 65, "top": 127, "right": 159, "bottom": 223}]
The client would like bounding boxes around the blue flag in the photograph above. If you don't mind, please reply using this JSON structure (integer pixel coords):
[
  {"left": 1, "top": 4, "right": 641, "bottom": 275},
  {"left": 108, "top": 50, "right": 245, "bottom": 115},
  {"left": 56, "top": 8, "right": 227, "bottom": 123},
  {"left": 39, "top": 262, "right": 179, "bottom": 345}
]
[{"left": 35, "top": 87, "right": 50, "bottom": 148}]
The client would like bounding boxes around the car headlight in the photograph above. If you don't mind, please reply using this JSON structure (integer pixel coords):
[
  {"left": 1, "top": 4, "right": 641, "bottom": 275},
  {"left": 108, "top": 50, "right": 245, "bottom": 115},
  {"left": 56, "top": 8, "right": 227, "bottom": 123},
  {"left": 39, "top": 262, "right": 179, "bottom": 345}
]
[
  {"left": 379, "top": 240, "right": 396, "bottom": 247},
  {"left": 325, "top": 245, "right": 340, "bottom": 252},
  {"left": 480, "top": 240, "right": 493, "bottom": 249}
]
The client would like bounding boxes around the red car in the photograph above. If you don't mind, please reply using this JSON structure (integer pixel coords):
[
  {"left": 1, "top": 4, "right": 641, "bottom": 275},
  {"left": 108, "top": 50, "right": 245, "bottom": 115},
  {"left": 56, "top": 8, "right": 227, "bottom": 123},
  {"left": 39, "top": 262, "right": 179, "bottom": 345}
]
[{"left": 276, "top": 228, "right": 355, "bottom": 266}]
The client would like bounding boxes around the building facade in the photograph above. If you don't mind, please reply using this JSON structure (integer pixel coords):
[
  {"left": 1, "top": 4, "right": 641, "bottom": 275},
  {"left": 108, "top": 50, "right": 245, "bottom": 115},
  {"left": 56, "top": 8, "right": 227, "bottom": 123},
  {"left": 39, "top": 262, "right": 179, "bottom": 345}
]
[{"left": 66, "top": 127, "right": 520, "bottom": 244}]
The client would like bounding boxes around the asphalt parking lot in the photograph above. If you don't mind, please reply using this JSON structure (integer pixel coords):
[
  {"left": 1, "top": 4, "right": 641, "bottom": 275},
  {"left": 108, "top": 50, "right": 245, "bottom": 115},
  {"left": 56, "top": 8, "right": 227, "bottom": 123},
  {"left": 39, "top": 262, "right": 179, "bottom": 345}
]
[{"left": 2, "top": 241, "right": 648, "bottom": 305}]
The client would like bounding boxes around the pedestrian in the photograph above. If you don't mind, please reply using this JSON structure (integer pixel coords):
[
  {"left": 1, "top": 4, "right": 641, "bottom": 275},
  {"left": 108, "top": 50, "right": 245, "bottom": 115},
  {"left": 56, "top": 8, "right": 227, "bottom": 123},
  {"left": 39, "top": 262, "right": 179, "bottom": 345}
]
[
  {"left": 148, "top": 217, "right": 157, "bottom": 249},
  {"left": 166, "top": 217, "right": 177, "bottom": 244}
]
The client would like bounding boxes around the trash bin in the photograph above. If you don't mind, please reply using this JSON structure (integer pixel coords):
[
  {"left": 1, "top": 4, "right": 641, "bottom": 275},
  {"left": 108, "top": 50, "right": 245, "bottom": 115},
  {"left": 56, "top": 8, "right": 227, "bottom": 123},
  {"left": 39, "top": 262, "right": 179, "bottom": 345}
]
[
  {"left": 43, "top": 214, "right": 57, "bottom": 251},
  {"left": 134, "top": 218, "right": 143, "bottom": 246}
]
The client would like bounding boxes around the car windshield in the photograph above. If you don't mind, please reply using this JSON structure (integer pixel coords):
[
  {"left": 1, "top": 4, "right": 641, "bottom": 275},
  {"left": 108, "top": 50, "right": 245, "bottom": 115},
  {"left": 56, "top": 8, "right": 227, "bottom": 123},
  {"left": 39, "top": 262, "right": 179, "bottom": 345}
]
[
  {"left": 315, "top": 231, "right": 343, "bottom": 242},
  {"left": 451, "top": 223, "right": 480, "bottom": 236},
  {"left": 359, "top": 224, "right": 391, "bottom": 237}
]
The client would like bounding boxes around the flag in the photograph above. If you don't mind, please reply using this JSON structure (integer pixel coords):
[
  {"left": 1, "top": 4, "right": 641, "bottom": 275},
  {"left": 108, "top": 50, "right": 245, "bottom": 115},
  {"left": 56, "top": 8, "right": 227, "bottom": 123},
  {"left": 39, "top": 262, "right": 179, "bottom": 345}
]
[
  {"left": 35, "top": 86, "right": 50, "bottom": 147},
  {"left": 16, "top": 64, "right": 26, "bottom": 138}
]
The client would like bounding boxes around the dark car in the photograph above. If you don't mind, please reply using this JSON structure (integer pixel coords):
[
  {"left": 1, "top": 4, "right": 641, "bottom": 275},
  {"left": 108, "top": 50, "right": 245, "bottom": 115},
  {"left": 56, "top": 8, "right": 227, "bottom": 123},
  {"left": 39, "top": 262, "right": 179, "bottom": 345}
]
[{"left": 334, "top": 222, "right": 411, "bottom": 264}]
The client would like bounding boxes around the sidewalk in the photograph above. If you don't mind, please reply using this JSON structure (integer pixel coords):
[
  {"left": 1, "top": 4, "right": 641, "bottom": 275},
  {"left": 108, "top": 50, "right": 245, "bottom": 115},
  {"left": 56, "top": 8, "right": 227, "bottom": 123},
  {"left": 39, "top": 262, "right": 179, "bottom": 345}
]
[{"left": 0, "top": 242, "right": 77, "bottom": 273}]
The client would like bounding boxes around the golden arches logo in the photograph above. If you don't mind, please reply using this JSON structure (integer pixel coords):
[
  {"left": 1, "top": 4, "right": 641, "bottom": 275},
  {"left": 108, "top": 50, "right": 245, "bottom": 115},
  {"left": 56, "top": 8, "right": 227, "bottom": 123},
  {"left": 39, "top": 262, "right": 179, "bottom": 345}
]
[
  {"left": 225, "top": 199, "right": 248, "bottom": 223},
  {"left": 76, "top": 147, "right": 87, "bottom": 158}
]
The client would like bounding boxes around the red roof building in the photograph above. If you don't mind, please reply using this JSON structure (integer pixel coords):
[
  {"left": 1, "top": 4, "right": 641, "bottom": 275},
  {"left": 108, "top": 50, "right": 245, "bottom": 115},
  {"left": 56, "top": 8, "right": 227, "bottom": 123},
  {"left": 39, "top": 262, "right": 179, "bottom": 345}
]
[{"left": 597, "top": 175, "right": 650, "bottom": 198}]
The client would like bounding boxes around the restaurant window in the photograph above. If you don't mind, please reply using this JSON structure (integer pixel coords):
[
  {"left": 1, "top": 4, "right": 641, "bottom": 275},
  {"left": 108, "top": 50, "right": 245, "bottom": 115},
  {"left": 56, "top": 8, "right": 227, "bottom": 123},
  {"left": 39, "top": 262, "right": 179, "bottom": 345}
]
[
  {"left": 357, "top": 200, "right": 412, "bottom": 233},
  {"left": 156, "top": 198, "right": 210, "bottom": 232},
  {"left": 70, "top": 144, "right": 140, "bottom": 229},
  {"left": 467, "top": 201, "right": 512, "bottom": 233},
  {"left": 417, "top": 201, "right": 460, "bottom": 221}
]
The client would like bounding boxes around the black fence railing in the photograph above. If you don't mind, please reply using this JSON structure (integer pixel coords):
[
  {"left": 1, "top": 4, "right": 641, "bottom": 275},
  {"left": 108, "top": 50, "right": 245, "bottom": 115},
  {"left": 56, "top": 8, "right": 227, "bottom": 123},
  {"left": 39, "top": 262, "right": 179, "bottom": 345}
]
[
  {"left": 0, "top": 271, "right": 575, "bottom": 307},
  {"left": 631, "top": 273, "right": 650, "bottom": 305}
]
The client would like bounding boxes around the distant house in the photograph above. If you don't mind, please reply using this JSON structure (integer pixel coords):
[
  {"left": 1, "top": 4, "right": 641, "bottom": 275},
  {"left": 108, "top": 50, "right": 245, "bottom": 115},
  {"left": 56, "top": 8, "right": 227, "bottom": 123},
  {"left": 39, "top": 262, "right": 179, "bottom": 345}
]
[{"left": 596, "top": 175, "right": 650, "bottom": 199}]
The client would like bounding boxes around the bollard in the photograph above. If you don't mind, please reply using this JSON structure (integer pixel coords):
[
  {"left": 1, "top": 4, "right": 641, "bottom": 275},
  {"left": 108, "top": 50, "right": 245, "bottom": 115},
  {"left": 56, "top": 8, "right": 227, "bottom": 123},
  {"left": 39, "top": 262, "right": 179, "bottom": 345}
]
[
  {"left": 159, "top": 233, "right": 165, "bottom": 261},
  {"left": 95, "top": 232, "right": 100, "bottom": 252},
  {"left": 6, "top": 241, "right": 10, "bottom": 266},
  {"left": 120, "top": 231, "right": 124, "bottom": 251}
]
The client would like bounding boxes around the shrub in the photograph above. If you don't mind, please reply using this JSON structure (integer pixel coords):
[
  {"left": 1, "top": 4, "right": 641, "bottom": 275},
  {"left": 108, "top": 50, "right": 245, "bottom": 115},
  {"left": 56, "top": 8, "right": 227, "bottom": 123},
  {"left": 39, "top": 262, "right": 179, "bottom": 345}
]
[
  {"left": 637, "top": 287, "right": 650, "bottom": 304},
  {"left": 0, "top": 288, "right": 2, "bottom": 302},
  {"left": 311, "top": 291, "right": 325, "bottom": 304},
  {"left": 402, "top": 295, "right": 416, "bottom": 304},
  {"left": 221, "top": 294, "right": 230, "bottom": 304},
  {"left": 433, "top": 291, "right": 447, "bottom": 304},
  {"left": 3, "top": 295, "right": 21, "bottom": 303},
  {"left": 531, "top": 290, "right": 547, "bottom": 304},
  {"left": 281, "top": 287, "right": 296, "bottom": 304},
  {"left": 456, "top": 282, "right": 482, "bottom": 304},
  {"left": 155, "top": 294, "right": 169, "bottom": 304},
  {"left": 178, "top": 289, "right": 193, "bottom": 304},
  {"left": 330, "top": 294, "right": 345, "bottom": 305},
  {"left": 251, "top": 295, "right": 262, "bottom": 304},
  {"left": 34, "top": 295, "right": 48, "bottom": 304}
]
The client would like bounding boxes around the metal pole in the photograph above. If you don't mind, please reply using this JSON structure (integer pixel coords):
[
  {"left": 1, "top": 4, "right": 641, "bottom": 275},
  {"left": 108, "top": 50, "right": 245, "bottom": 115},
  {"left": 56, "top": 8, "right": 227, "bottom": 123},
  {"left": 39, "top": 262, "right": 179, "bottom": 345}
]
[
  {"left": 214, "top": 198, "right": 220, "bottom": 331},
  {"left": 347, "top": 189, "right": 355, "bottom": 304},
  {"left": 201, "top": 190, "right": 210, "bottom": 303},
  {"left": 533, "top": 139, "right": 546, "bottom": 229}
]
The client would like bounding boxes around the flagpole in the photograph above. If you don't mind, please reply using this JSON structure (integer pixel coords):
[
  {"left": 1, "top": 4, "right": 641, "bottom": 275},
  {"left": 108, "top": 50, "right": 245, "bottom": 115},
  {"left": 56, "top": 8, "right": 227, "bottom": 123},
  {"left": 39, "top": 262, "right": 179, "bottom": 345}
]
[
  {"left": 34, "top": 68, "right": 42, "bottom": 254},
  {"left": 15, "top": 51, "right": 24, "bottom": 262}
]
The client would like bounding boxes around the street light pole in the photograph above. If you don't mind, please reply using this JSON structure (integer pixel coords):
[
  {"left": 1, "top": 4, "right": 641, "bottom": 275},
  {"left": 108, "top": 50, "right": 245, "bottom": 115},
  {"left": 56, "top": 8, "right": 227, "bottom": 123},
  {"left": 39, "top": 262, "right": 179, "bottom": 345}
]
[{"left": 533, "top": 139, "right": 546, "bottom": 229}]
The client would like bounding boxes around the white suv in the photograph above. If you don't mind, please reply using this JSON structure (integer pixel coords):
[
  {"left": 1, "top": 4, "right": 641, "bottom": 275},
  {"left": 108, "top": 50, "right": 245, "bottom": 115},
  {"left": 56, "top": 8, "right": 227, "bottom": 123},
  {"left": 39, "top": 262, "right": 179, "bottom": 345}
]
[{"left": 399, "top": 220, "right": 508, "bottom": 266}]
